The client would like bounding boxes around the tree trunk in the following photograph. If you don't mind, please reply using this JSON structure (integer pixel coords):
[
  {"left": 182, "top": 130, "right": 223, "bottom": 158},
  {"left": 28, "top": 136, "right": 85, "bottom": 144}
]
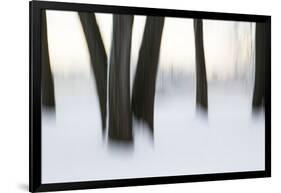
[
  {"left": 194, "top": 19, "right": 208, "bottom": 112},
  {"left": 108, "top": 14, "right": 134, "bottom": 143},
  {"left": 41, "top": 10, "right": 55, "bottom": 108},
  {"left": 131, "top": 16, "right": 165, "bottom": 133},
  {"left": 252, "top": 22, "right": 267, "bottom": 110},
  {"left": 79, "top": 12, "right": 108, "bottom": 132}
]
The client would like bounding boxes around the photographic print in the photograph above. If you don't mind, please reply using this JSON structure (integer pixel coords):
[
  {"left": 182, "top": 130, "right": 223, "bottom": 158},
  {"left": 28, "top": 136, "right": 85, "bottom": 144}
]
[
  {"left": 30, "top": 1, "right": 270, "bottom": 192},
  {"left": 41, "top": 9, "right": 267, "bottom": 183}
]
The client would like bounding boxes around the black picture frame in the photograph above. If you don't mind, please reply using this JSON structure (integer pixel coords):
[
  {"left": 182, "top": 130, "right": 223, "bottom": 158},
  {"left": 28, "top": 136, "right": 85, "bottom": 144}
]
[{"left": 29, "top": 1, "right": 271, "bottom": 192}]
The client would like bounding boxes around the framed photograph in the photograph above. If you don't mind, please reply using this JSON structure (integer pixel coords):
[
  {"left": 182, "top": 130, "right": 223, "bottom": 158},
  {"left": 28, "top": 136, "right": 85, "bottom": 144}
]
[{"left": 29, "top": 0, "right": 271, "bottom": 192}]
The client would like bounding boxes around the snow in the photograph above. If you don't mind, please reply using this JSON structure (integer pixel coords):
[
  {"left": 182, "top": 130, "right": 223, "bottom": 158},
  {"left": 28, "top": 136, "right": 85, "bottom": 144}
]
[{"left": 42, "top": 74, "right": 265, "bottom": 184}]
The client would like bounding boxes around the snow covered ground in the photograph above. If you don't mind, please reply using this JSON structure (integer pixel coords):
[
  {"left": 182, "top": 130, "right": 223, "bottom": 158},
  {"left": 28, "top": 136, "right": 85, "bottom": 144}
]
[{"left": 42, "top": 74, "right": 265, "bottom": 183}]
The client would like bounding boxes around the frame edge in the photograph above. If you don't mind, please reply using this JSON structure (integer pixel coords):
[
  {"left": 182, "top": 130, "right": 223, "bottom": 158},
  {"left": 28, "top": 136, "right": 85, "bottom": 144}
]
[{"left": 29, "top": 1, "right": 272, "bottom": 192}]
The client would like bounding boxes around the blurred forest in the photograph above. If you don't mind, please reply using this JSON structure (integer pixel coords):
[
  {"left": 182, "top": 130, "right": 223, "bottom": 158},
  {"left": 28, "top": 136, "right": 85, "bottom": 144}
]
[{"left": 41, "top": 11, "right": 268, "bottom": 144}]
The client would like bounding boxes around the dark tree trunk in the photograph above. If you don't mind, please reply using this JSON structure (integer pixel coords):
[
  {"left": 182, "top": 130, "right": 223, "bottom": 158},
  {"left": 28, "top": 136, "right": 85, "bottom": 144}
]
[
  {"left": 194, "top": 19, "right": 208, "bottom": 112},
  {"left": 108, "top": 14, "right": 134, "bottom": 143},
  {"left": 79, "top": 12, "right": 108, "bottom": 132},
  {"left": 252, "top": 22, "right": 268, "bottom": 111},
  {"left": 131, "top": 16, "right": 165, "bottom": 133},
  {"left": 41, "top": 10, "right": 55, "bottom": 108}
]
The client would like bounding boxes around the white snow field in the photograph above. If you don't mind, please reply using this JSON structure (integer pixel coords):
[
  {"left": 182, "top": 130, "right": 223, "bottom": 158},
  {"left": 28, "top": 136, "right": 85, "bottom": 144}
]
[{"left": 42, "top": 74, "right": 265, "bottom": 183}]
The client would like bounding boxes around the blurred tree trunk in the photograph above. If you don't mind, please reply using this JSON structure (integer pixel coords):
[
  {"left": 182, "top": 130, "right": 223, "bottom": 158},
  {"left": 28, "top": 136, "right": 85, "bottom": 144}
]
[
  {"left": 194, "top": 19, "right": 208, "bottom": 112},
  {"left": 131, "top": 16, "right": 165, "bottom": 133},
  {"left": 252, "top": 22, "right": 267, "bottom": 110},
  {"left": 108, "top": 15, "right": 134, "bottom": 142},
  {"left": 41, "top": 10, "right": 55, "bottom": 108},
  {"left": 79, "top": 12, "right": 108, "bottom": 132}
]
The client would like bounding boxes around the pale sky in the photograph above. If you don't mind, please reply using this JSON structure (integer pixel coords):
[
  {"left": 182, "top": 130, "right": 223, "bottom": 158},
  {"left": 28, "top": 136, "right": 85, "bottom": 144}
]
[{"left": 46, "top": 10, "right": 255, "bottom": 80}]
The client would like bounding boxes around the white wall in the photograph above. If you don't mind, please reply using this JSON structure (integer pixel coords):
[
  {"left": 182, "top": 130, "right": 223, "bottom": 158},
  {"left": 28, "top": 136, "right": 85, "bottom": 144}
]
[{"left": 0, "top": 0, "right": 279, "bottom": 192}]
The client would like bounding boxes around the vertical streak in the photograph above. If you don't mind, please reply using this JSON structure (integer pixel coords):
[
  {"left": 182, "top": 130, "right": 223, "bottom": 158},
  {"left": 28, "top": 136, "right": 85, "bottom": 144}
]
[
  {"left": 79, "top": 12, "right": 108, "bottom": 132},
  {"left": 131, "top": 16, "right": 165, "bottom": 133},
  {"left": 108, "top": 14, "right": 134, "bottom": 143},
  {"left": 194, "top": 19, "right": 208, "bottom": 112},
  {"left": 252, "top": 22, "right": 268, "bottom": 110},
  {"left": 41, "top": 10, "right": 56, "bottom": 108}
]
